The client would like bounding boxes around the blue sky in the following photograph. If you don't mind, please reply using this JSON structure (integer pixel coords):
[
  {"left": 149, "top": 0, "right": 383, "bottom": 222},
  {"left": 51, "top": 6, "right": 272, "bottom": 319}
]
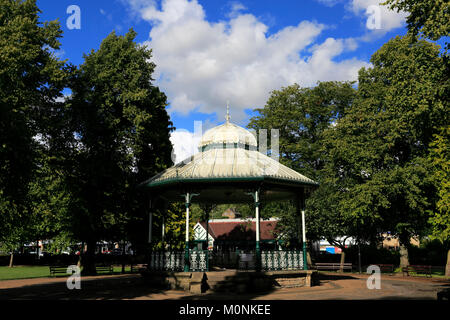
[{"left": 37, "top": 0, "right": 411, "bottom": 161}]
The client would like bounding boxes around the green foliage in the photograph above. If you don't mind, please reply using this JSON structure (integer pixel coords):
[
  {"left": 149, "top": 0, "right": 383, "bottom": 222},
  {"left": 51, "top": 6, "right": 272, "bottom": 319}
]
[
  {"left": 66, "top": 29, "right": 174, "bottom": 258},
  {"left": 428, "top": 126, "right": 450, "bottom": 242},
  {"left": 248, "top": 81, "right": 356, "bottom": 179},
  {"left": 0, "top": 0, "right": 67, "bottom": 252},
  {"left": 383, "top": 0, "right": 449, "bottom": 41},
  {"left": 327, "top": 35, "right": 448, "bottom": 247},
  {"left": 409, "top": 239, "right": 449, "bottom": 265},
  {"left": 150, "top": 202, "right": 192, "bottom": 250},
  {"left": 248, "top": 82, "right": 359, "bottom": 246}
]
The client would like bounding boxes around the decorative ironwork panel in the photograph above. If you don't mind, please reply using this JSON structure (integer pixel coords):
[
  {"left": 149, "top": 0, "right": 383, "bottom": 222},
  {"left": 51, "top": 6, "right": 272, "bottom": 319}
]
[
  {"left": 149, "top": 251, "right": 184, "bottom": 271},
  {"left": 261, "top": 250, "right": 304, "bottom": 271},
  {"left": 189, "top": 250, "right": 208, "bottom": 272},
  {"left": 279, "top": 251, "right": 287, "bottom": 270},
  {"left": 176, "top": 252, "right": 183, "bottom": 271},
  {"left": 190, "top": 250, "right": 198, "bottom": 271}
]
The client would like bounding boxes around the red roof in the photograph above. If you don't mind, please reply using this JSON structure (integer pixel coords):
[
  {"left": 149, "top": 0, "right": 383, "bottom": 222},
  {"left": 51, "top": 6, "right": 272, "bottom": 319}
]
[{"left": 200, "top": 220, "right": 279, "bottom": 241}]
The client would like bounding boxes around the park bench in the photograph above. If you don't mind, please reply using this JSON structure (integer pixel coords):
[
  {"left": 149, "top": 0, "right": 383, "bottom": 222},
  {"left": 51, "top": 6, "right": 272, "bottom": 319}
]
[
  {"left": 374, "top": 264, "right": 394, "bottom": 274},
  {"left": 131, "top": 264, "right": 147, "bottom": 273},
  {"left": 95, "top": 265, "right": 114, "bottom": 274},
  {"left": 314, "top": 263, "right": 353, "bottom": 272},
  {"left": 49, "top": 265, "right": 70, "bottom": 277},
  {"left": 402, "top": 265, "right": 432, "bottom": 278}
]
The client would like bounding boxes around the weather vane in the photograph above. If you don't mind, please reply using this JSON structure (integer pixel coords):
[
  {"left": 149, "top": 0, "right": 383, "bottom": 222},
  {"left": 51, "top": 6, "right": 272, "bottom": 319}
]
[{"left": 226, "top": 100, "right": 231, "bottom": 123}]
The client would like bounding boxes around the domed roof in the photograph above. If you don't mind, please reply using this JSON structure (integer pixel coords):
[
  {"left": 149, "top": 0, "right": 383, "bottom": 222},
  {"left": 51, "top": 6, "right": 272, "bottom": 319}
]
[
  {"left": 199, "top": 121, "right": 257, "bottom": 149},
  {"left": 141, "top": 104, "right": 318, "bottom": 202}
]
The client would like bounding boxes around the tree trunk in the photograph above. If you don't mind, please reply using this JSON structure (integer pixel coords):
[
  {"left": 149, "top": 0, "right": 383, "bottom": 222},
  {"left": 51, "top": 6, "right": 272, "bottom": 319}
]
[
  {"left": 77, "top": 242, "right": 84, "bottom": 268},
  {"left": 339, "top": 249, "right": 346, "bottom": 273},
  {"left": 121, "top": 242, "right": 126, "bottom": 274},
  {"left": 399, "top": 242, "right": 410, "bottom": 268},
  {"left": 81, "top": 240, "right": 97, "bottom": 276},
  {"left": 9, "top": 252, "right": 14, "bottom": 268},
  {"left": 446, "top": 249, "right": 450, "bottom": 277},
  {"left": 306, "top": 251, "right": 312, "bottom": 268}
]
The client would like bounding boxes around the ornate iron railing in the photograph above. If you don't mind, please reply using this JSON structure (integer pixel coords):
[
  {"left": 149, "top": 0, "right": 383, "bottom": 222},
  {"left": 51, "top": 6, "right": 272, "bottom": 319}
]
[
  {"left": 149, "top": 251, "right": 184, "bottom": 271},
  {"left": 189, "top": 250, "right": 208, "bottom": 272},
  {"left": 261, "top": 250, "right": 304, "bottom": 271},
  {"left": 148, "top": 250, "right": 208, "bottom": 272},
  {"left": 149, "top": 250, "right": 303, "bottom": 272}
]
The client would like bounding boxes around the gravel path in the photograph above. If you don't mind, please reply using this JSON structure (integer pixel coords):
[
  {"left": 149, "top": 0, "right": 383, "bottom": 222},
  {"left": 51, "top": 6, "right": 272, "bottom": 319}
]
[{"left": 0, "top": 272, "right": 448, "bottom": 300}]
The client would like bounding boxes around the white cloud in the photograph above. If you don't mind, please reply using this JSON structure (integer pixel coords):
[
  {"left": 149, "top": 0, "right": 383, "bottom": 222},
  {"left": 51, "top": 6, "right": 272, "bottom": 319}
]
[
  {"left": 170, "top": 129, "right": 201, "bottom": 163},
  {"left": 228, "top": 1, "right": 247, "bottom": 18},
  {"left": 123, "top": 0, "right": 370, "bottom": 123},
  {"left": 349, "top": 0, "right": 407, "bottom": 32}
]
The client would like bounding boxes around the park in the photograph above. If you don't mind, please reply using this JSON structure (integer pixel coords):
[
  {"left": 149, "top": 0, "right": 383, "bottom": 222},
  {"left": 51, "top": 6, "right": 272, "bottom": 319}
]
[{"left": 0, "top": 0, "right": 449, "bottom": 304}]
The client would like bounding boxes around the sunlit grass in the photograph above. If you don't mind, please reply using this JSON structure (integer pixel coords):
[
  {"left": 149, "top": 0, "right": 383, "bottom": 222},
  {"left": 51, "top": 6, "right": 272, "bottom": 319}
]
[{"left": 0, "top": 265, "right": 133, "bottom": 281}]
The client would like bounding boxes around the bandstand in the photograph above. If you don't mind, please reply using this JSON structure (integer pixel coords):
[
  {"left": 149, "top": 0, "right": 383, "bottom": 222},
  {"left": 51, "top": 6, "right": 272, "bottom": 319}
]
[{"left": 140, "top": 108, "right": 318, "bottom": 274}]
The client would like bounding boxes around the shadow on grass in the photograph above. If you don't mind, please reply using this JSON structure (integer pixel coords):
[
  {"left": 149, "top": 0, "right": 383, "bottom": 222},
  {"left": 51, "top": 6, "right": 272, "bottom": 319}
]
[{"left": 0, "top": 274, "right": 167, "bottom": 300}]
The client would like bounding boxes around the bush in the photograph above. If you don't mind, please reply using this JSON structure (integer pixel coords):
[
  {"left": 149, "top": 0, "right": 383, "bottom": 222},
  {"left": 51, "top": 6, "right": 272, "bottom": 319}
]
[{"left": 408, "top": 239, "right": 449, "bottom": 266}]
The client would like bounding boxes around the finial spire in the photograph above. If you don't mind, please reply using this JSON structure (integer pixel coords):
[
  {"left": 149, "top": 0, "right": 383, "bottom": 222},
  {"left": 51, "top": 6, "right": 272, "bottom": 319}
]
[{"left": 226, "top": 100, "right": 231, "bottom": 123}]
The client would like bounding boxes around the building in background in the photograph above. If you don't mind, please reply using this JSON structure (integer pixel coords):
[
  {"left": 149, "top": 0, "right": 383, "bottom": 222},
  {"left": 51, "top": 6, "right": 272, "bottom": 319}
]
[{"left": 193, "top": 218, "right": 281, "bottom": 251}]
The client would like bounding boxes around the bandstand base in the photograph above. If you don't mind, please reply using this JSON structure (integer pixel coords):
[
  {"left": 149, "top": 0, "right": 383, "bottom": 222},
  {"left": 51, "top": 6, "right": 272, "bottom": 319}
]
[{"left": 140, "top": 269, "right": 319, "bottom": 294}]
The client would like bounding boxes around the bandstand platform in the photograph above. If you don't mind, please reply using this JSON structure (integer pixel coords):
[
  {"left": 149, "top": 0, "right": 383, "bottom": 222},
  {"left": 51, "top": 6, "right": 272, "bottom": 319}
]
[
  {"left": 139, "top": 107, "right": 319, "bottom": 286},
  {"left": 140, "top": 268, "right": 319, "bottom": 294}
]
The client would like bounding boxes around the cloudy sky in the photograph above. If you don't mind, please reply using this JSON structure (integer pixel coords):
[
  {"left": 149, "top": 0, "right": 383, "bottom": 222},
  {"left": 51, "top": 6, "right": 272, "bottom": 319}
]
[{"left": 38, "top": 0, "right": 408, "bottom": 162}]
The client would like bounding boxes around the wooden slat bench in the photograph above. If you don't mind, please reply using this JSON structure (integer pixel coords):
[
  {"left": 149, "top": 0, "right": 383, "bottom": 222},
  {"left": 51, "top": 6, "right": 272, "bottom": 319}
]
[
  {"left": 374, "top": 264, "right": 395, "bottom": 274},
  {"left": 402, "top": 265, "right": 432, "bottom": 278},
  {"left": 49, "top": 265, "right": 70, "bottom": 277},
  {"left": 95, "top": 265, "right": 114, "bottom": 274},
  {"left": 131, "top": 264, "right": 147, "bottom": 273},
  {"left": 314, "top": 263, "right": 353, "bottom": 272}
]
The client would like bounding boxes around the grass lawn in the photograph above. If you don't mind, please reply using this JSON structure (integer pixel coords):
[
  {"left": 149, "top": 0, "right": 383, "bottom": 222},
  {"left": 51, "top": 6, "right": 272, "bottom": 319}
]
[
  {"left": 0, "top": 265, "right": 133, "bottom": 281},
  {"left": 0, "top": 266, "right": 51, "bottom": 281}
]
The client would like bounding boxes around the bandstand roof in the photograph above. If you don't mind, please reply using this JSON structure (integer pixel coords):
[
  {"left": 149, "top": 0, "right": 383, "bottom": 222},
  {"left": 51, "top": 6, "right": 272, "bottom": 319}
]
[{"left": 141, "top": 115, "right": 318, "bottom": 203}]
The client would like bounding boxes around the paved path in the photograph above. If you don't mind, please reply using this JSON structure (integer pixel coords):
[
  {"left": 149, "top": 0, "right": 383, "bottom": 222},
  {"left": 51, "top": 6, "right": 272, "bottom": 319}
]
[{"left": 0, "top": 272, "right": 448, "bottom": 300}]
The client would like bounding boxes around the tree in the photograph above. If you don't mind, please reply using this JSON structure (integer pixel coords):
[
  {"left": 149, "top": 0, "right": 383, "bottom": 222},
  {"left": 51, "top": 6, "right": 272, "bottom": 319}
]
[
  {"left": 67, "top": 30, "right": 174, "bottom": 274},
  {"left": 0, "top": 0, "right": 67, "bottom": 265},
  {"left": 327, "top": 35, "right": 448, "bottom": 268},
  {"left": 27, "top": 143, "right": 74, "bottom": 255},
  {"left": 428, "top": 126, "right": 450, "bottom": 276},
  {"left": 248, "top": 82, "right": 361, "bottom": 270},
  {"left": 248, "top": 81, "right": 356, "bottom": 179},
  {"left": 383, "top": 0, "right": 449, "bottom": 42}
]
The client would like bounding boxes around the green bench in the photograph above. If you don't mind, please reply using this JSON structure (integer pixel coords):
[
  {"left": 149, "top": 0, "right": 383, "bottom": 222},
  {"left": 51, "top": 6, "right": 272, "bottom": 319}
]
[
  {"left": 374, "top": 264, "right": 395, "bottom": 274},
  {"left": 131, "top": 264, "right": 147, "bottom": 273},
  {"left": 95, "top": 265, "right": 114, "bottom": 274},
  {"left": 314, "top": 262, "right": 353, "bottom": 272},
  {"left": 49, "top": 265, "right": 70, "bottom": 277},
  {"left": 50, "top": 264, "right": 114, "bottom": 276},
  {"left": 402, "top": 265, "right": 432, "bottom": 278}
]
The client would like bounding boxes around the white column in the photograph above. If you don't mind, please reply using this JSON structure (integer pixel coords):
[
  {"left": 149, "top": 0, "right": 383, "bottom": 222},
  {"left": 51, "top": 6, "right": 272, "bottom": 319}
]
[
  {"left": 148, "top": 199, "right": 153, "bottom": 244},
  {"left": 162, "top": 216, "right": 165, "bottom": 244},
  {"left": 185, "top": 193, "right": 190, "bottom": 242},
  {"left": 301, "top": 209, "right": 306, "bottom": 243},
  {"left": 255, "top": 190, "right": 260, "bottom": 243}
]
